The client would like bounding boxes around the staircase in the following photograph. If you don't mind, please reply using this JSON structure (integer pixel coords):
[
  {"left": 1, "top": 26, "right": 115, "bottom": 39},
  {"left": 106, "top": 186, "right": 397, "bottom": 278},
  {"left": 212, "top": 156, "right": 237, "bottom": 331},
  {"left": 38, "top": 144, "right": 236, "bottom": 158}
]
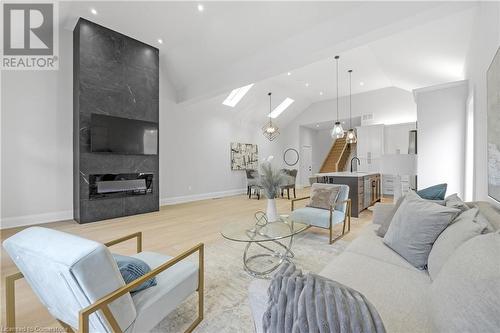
[{"left": 320, "top": 136, "right": 354, "bottom": 173}]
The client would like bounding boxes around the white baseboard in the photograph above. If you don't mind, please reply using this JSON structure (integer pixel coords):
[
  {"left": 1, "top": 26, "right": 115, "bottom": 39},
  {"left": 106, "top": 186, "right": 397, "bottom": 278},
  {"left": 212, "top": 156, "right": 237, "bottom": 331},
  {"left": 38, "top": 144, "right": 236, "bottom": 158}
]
[
  {"left": 160, "top": 188, "right": 247, "bottom": 206},
  {"left": 1, "top": 210, "right": 73, "bottom": 230},
  {"left": 1, "top": 188, "right": 248, "bottom": 229}
]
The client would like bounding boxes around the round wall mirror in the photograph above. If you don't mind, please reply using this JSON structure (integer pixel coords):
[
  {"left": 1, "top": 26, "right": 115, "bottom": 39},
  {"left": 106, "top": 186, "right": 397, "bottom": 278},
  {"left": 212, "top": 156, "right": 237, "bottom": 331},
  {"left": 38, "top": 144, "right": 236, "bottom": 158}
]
[{"left": 283, "top": 148, "right": 299, "bottom": 166}]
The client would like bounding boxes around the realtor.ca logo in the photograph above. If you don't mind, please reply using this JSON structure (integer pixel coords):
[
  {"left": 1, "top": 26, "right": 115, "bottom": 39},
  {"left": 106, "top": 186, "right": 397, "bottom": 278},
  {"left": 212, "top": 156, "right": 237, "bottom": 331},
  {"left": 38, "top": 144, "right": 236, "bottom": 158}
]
[{"left": 2, "top": 1, "right": 59, "bottom": 70}]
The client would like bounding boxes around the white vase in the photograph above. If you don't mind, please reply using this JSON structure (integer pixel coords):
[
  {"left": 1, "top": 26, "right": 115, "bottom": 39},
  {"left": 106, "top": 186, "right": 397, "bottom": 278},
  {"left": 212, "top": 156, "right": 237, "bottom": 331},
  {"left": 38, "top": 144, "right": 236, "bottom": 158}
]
[{"left": 266, "top": 199, "right": 279, "bottom": 222}]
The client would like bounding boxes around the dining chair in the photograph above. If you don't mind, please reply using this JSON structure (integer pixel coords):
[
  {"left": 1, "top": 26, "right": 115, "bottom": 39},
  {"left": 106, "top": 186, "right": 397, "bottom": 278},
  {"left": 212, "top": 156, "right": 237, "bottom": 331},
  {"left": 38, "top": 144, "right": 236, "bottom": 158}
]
[
  {"left": 246, "top": 169, "right": 262, "bottom": 199},
  {"left": 280, "top": 169, "right": 298, "bottom": 199}
]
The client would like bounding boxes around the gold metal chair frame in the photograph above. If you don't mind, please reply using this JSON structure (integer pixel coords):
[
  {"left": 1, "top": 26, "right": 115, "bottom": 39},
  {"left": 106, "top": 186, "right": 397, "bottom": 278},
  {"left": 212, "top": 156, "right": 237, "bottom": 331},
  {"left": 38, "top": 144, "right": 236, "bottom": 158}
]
[
  {"left": 5, "top": 232, "right": 204, "bottom": 333},
  {"left": 291, "top": 197, "right": 352, "bottom": 244}
]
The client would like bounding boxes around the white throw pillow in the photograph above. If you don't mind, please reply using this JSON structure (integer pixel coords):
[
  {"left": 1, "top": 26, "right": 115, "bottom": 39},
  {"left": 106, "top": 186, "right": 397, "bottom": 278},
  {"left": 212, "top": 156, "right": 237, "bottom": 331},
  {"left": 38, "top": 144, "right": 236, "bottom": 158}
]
[
  {"left": 427, "top": 207, "right": 488, "bottom": 280},
  {"left": 429, "top": 232, "right": 500, "bottom": 333},
  {"left": 383, "top": 191, "right": 460, "bottom": 270},
  {"left": 444, "top": 193, "right": 469, "bottom": 212}
]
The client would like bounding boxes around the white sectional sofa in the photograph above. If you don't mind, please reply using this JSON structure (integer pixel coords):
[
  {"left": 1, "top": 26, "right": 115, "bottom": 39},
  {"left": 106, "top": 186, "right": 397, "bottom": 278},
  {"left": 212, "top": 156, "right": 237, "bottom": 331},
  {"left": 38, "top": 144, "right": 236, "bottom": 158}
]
[{"left": 248, "top": 201, "right": 500, "bottom": 333}]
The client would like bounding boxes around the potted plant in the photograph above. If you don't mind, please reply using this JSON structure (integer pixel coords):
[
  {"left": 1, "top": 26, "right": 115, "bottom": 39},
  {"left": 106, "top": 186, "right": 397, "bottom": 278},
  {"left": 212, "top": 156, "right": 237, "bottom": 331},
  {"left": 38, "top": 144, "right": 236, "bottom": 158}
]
[{"left": 260, "top": 157, "right": 285, "bottom": 222}]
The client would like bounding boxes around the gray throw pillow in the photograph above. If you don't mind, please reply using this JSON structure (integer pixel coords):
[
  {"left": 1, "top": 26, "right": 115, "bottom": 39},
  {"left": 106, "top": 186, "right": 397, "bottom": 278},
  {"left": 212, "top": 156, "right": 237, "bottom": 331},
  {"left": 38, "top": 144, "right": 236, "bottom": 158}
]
[
  {"left": 429, "top": 232, "right": 500, "bottom": 333},
  {"left": 375, "top": 196, "right": 405, "bottom": 237},
  {"left": 383, "top": 190, "right": 460, "bottom": 270},
  {"left": 427, "top": 207, "right": 488, "bottom": 280},
  {"left": 445, "top": 193, "right": 469, "bottom": 212},
  {"left": 307, "top": 184, "right": 340, "bottom": 210}
]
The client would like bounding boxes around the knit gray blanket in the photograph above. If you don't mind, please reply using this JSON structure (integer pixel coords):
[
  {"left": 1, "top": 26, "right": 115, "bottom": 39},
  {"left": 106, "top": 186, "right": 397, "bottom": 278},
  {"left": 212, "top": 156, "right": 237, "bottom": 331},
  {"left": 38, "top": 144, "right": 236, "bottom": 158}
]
[{"left": 263, "top": 263, "right": 386, "bottom": 333}]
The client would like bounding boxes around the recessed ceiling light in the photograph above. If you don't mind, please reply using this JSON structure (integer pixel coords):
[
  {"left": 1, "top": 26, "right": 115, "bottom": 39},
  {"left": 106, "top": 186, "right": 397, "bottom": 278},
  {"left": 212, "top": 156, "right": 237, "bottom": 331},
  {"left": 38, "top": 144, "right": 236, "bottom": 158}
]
[
  {"left": 222, "top": 83, "right": 254, "bottom": 107},
  {"left": 305, "top": 83, "right": 310, "bottom": 87},
  {"left": 360, "top": 82, "right": 365, "bottom": 86},
  {"left": 319, "top": 91, "right": 324, "bottom": 95},
  {"left": 287, "top": 72, "right": 291, "bottom": 76},
  {"left": 269, "top": 98, "right": 294, "bottom": 118},
  {"left": 316, "top": 124, "right": 320, "bottom": 128},
  {"left": 197, "top": 3, "right": 204, "bottom": 12},
  {"left": 157, "top": 39, "right": 163, "bottom": 44},
  {"left": 90, "top": 8, "right": 97, "bottom": 15}
]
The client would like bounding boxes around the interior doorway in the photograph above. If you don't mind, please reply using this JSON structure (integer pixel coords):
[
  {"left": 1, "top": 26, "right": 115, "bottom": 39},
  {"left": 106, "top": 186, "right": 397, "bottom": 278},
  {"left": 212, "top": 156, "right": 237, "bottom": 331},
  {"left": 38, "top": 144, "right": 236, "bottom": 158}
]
[{"left": 301, "top": 145, "right": 312, "bottom": 187}]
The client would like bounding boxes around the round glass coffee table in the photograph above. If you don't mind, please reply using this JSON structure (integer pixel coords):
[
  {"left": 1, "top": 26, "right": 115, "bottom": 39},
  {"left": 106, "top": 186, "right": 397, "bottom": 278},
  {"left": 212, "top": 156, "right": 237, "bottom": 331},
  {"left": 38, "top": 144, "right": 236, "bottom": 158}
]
[{"left": 221, "top": 211, "right": 310, "bottom": 278}]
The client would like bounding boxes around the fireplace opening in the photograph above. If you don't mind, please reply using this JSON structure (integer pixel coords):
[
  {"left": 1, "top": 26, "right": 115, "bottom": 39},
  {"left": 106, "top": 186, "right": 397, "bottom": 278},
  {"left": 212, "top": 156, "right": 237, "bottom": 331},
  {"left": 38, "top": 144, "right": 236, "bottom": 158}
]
[{"left": 89, "top": 173, "right": 153, "bottom": 200}]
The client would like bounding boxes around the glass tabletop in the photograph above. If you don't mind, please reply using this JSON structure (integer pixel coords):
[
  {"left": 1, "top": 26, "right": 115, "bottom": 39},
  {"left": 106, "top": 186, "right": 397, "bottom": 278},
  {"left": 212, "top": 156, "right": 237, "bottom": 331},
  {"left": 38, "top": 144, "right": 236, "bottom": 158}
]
[{"left": 221, "top": 212, "right": 310, "bottom": 243}]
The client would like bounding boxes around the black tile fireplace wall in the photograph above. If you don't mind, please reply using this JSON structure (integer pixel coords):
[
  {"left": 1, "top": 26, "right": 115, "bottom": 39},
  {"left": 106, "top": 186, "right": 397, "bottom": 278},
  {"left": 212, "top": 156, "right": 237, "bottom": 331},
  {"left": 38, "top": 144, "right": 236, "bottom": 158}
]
[{"left": 73, "top": 18, "right": 159, "bottom": 223}]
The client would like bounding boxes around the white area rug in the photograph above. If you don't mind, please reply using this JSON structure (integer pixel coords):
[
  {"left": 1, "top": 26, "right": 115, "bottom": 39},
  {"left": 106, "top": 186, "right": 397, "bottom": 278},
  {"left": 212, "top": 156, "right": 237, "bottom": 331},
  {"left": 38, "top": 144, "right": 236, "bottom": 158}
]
[{"left": 154, "top": 232, "right": 348, "bottom": 332}]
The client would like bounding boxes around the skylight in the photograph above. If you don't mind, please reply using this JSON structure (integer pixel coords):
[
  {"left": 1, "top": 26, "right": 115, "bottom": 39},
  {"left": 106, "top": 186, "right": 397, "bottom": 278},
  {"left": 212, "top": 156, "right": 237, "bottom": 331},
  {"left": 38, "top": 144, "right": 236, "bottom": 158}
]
[
  {"left": 269, "top": 98, "right": 294, "bottom": 118},
  {"left": 222, "top": 84, "right": 254, "bottom": 107}
]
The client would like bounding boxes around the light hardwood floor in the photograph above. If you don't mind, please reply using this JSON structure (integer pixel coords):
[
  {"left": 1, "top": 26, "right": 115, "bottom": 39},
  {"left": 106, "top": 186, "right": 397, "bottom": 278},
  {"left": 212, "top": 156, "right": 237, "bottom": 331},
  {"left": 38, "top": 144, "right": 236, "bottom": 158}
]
[{"left": 0, "top": 188, "right": 377, "bottom": 330}]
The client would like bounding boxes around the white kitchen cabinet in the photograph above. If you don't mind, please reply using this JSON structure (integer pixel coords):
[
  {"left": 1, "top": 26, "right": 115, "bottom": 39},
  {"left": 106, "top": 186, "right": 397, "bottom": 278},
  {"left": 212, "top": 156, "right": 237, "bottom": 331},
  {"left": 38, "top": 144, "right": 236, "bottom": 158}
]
[
  {"left": 382, "top": 174, "right": 411, "bottom": 197},
  {"left": 356, "top": 124, "right": 385, "bottom": 173},
  {"left": 382, "top": 174, "right": 394, "bottom": 195}
]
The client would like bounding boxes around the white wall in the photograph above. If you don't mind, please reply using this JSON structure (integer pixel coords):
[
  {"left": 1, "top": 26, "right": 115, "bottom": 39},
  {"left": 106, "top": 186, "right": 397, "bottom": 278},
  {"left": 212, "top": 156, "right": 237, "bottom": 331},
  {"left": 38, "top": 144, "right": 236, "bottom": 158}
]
[
  {"left": 312, "top": 128, "right": 333, "bottom": 173},
  {"left": 464, "top": 2, "right": 500, "bottom": 207},
  {"left": 1, "top": 30, "right": 74, "bottom": 228},
  {"left": 289, "top": 87, "right": 416, "bottom": 128},
  {"left": 414, "top": 81, "right": 468, "bottom": 197},
  {"left": 0, "top": 30, "right": 282, "bottom": 228},
  {"left": 384, "top": 122, "right": 417, "bottom": 154},
  {"left": 159, "top": 82, "right": 281, "bottom": 204}
]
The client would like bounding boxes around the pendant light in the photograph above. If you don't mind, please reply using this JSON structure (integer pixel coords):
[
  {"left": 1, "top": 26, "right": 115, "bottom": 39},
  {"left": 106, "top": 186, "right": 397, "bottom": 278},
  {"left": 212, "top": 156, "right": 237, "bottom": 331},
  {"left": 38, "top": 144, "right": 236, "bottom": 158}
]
[
  {"left": 262, "top": 92, "right": 280, "bottom": 141},
  {"left": 331, "top": 55, "right": 344, "bottom": 139},
  {"left": 346, "top": 69, "right": 357, "bottom": 144}
]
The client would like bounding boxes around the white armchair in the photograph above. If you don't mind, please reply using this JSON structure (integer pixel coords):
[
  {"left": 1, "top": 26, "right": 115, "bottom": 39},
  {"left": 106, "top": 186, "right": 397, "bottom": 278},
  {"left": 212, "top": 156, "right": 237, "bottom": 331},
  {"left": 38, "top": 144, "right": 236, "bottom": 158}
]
[
  {"left": 3, "top": 227, "right": 204, "bottom": 333},
  {"left": 290, "top": 184, "right": 351, "bottom": 244}
]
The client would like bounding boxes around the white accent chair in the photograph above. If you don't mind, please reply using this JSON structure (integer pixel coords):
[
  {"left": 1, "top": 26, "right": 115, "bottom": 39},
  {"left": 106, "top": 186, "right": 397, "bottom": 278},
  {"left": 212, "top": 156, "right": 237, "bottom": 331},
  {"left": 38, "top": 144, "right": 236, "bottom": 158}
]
[
  {"left": 3, "top": 227, "right": 204, "bottom": 333},
  {"left": 290, "top": 183, "right": 351, "bottom": 244}
]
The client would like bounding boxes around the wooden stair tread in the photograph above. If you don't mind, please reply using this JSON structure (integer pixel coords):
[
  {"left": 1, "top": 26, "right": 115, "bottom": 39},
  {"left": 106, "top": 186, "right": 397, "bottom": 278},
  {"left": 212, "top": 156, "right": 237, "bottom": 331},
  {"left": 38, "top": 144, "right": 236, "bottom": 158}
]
[{"left": 320, "top": 135, "right": 353, "bottom": 173}]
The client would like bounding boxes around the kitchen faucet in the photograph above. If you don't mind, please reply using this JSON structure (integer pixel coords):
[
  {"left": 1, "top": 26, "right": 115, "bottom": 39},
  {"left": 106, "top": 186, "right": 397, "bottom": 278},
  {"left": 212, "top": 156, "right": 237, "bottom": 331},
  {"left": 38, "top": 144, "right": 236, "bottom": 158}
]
[{"left": 350, "top": 156, "right": 360, "bottom": 172}]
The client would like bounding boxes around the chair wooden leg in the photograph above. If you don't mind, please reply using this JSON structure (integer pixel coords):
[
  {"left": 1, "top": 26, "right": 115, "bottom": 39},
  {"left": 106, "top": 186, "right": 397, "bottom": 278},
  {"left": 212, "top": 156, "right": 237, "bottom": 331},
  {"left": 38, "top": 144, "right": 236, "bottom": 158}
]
[
  {"left": 186, "top": 244, "right": 204, "bottom": 333},
  {"left": 348, "top": 201, "right": 352, "bottom": 232},
  {"left": 287, "top": 188, "right": 290, "bottom": 200},
  {"left": 5, "top": 272, "right": 24, "bottom": 330},
  {"left": 329, "top": 209, "right": 333, "bottom": 244},
  {"left": 330, "top": 220, "right": 348, "bottom": 245},
  {"left": 293, "top": 187, "right": 296, "bottom": 198},
  {"left": 329, "top": 201, "right": 352, "bottom": 245},
  {"left": 329, "top": 223, "right": 333, "bottom": 244}
]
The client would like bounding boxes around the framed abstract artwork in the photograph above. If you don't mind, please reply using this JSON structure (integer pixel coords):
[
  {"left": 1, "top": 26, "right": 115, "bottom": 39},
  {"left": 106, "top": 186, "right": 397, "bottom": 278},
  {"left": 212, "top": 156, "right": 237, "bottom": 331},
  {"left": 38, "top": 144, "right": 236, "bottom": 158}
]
[
  {"left": 487, "top": 47, "right": 500, "bottom": 202},
  {"left": 230, "top": 143, "right": 258, "bottom": 170}
]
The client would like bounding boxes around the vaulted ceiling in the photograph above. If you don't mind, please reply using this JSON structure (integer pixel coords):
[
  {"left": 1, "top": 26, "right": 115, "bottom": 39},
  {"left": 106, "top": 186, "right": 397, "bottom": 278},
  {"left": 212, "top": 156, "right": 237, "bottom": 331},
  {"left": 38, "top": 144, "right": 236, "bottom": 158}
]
[{"left": 60, "top": 1, "right": 478, "bottom": 127}]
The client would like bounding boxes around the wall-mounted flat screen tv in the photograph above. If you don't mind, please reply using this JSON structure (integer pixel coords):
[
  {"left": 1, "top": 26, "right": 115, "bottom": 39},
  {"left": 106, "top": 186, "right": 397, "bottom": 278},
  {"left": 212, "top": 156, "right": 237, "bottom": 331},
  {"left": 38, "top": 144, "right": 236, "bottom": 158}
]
[{"left": 90, "top": 114, "right": 158, "bottom": 155}]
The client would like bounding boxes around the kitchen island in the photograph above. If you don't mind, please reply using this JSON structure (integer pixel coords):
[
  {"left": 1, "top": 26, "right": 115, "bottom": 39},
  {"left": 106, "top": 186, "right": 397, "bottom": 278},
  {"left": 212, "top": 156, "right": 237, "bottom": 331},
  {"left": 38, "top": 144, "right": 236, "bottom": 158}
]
[{"left": 315, "top": 172, "right": 381, "bottom": 217}]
